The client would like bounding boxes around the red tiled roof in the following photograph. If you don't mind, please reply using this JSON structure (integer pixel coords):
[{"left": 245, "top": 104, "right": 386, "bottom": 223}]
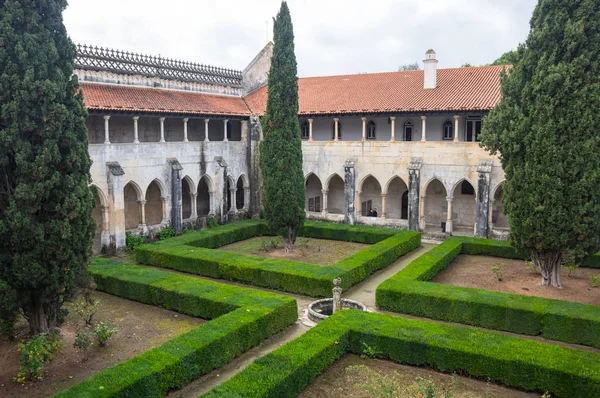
[
  {"left": 80, "top": 83, "right": 252, "bottom": 116},
  {"left": 244, "top": 65, "right": 507, "bottom": 116}
]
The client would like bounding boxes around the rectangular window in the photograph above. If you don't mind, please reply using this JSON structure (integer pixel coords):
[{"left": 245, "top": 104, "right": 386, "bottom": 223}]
[
  {"left": 301, "top": 123, "right": 309, "bottom": 139},
  {"left": 314, "top": 196, "right": 321, "bottom": 213},
  {"left": 443, "top": 124, "right": 453, "bottom": 140},
  {"left": 308, "top": 198, "right": 315, "bottom": 212},
  {"left": 465, "top": 117, "right": 482, "bottom": 142},
  {"left": 308, "top": 197, "right": 321, "bottom": 212}
]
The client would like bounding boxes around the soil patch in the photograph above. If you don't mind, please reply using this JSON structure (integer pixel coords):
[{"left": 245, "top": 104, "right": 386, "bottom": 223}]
[
  {"left": 0, "top": 291, "right": 205, "bottom": 397},
  {"left": 219, "top": 236, "right": 369, "bottom": 266},
  {"left": 299, "top": 354, "right": 539, "bottom": 398},
  {"left": 433, "top": 255, "right": 600, "bottom": 306}
]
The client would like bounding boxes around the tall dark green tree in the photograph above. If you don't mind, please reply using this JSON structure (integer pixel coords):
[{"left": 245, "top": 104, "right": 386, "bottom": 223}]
[
  {"left": 0, "top": 0, "right": 95, "bottom": 333},
  {"left": 259, "top": 1, "right": 305, "bottom": 253},
  {"left": 480, "top": 0, "right": 600, "bottom": 287},
  {"left": 491, "top": 50, "right": 519, "bottom": 66}
]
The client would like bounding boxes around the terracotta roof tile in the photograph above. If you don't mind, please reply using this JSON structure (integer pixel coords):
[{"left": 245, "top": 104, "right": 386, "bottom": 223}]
[
  {"left": 80, "top": 83, "right": 252, "bottom": 116},
  {"left": 244, "top": 65, "right": 507, "bottom": 116}
]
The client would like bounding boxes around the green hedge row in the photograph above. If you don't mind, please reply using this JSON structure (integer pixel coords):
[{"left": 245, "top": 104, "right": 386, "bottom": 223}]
[
  {"left": 55, "top": 258, "right": 297, "bottom": 397},
  {"left": 378, "top": 279, "right": 600, "bottom": 348},
  {"left": 299, "top": 221, "right": 397, "bottom": 243},
  {"left": 135, "top": 221, "right": 420, "bottom": 297},
  {"left": 377, "top": 236, "right": 600, "bottom": 348},
  {"left": 203, "top": 310, "right": 600, "bottom": 398},
  {"left": 583, "top": 251, "right": 600, "bottom": 269}
]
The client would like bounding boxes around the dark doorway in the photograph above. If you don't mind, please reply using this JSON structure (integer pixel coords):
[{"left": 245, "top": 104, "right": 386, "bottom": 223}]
[{"left": 401, "top": 191, "right": 409, "bottom": 220}]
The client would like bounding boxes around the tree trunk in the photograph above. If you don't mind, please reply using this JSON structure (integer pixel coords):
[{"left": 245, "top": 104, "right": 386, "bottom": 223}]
[
  {"left": 531, "top": 250, "right": 562, "bottom": 288},
  {"left": 284, "top": 226, "right": 297, "bottom": 254},
  {"left": 23, "top": 290, "right": 60, "bottom": 335}
]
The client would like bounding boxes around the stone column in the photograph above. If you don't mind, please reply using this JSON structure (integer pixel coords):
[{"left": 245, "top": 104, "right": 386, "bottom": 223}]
[
  {"left": 390, "top": 116, "right": 396, "bottom": 142},
  {"left": 223, "top": 119, "right": 229, "bottom": 142},
  {"left": 229, "top": 188, "right": 237, "bottom": 213},
  {"left": 334, "top": 118, "right": 339, "bottom": 142},
  {"left": 159, "top": 117, "right": 166, "bottom": 143},
  {"left": 475, "top": 159, "right": 493, "bottom": 238},
  {"left": 160, "top": 196, "right": 169, "bottom": 224},
  {"left": 183, "top": 118, "right": 189, "bottom": 142},
  {"left": 138, "top": 199, "right": 147, "bottom": 227},
  {"left": 420, "top": 116, "right": 427, "bottom": 142},
  {"left": 361, "top": 117, "right": 367, "bottom": 141},
  {"left": 133, "top": 116, "right": 140, "bottom": 144},
  {"left": 355, "top": 190, "right": 362, "bottom": 217},
  {"left": 106, "top": 162, "right": 126, "bottom": 252},
  {"left": 101, "top": 205, "right": 110, "bottom": 251},
  {"left": 381, "top": 193, "right": 387, "bottom": 219},
  {"left": 344, "top": 157, "right": 357, "bottom": 224},
  {"left": 204, "top": 119, "right": 210, "bottom": 142},
  {"left": 241, "top": 120, "right": 249, "bottom": 141},
  {"left": 243, "top": 187, "right": 250, "bottom": 210},
  {"left": 453, "top": 115, "right": 460, "bottom": 143},
  {"left": 321, "top": 189, "right": 329, "bottom": 215},
  {"left": 103, "top": 115, "right": 111, "bottom": 144},
  {"left": 308, "top": 118, "right": 314, "bottom": 142},
  {"left": 168, "top": 159, "right": 183, "bottom": 235},
  {"left": 208, "top": 191, "right": 216, "bottom": 216},
  {"left": 190, "top": 193, "right": 198, "bottom": 220},
  {"left": 488, "top": 198, "right": 495, "bottom": 230},
  {"left": 446, "top": 196, "right": 453, "bottom": 234},
  {"left": 407, "top": 157, "right": 422, "bottom": 231}
]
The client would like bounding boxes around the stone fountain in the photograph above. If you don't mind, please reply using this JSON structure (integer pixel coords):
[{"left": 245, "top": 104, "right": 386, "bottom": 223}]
[{"left": 307, "top": 277, "right": 367, "bottom": 323}]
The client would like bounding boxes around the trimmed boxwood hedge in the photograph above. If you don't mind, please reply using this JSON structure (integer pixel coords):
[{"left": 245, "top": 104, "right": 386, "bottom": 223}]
[
  {"left": 203, "top": 310, "right": 600, "bottom": 398},
  {"left": 135, "top": 220, "right": 421, "bottom": 297},
  {"left": 55, "top": 258, "right": 297, "bottom": 397},
  {"left": 584, "top": 251, "right": 600, "bottom": 269},
  {"left": 377, "top": 236, "right": 600, "bottom": 349}
]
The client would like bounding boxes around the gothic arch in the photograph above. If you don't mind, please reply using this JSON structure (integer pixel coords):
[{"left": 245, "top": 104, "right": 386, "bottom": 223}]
[
  {"left": 146, "top": 178, "right": 168, "bottom": 198},
  {"left": 182, "top": 175, "right": 196, "bottom": 195},
  {"left": 305, "top": 173, "right": 323, "bottom": 212},
  {"left": 182, "top": 176, "right": 195, "bottom": 219},
  {"left": 326, "top": 173, "right": 345, "bottom": 214},
  {"left": 491, "top": 180, "right": 506, "bottom": 199},
  {"left": 124, "top": 181, "right": 143, "bottom": 230},
  {"left": 325, "top": 173, "right": 343, "bottom": 191},
  {"left": 384, "top": 176, "right": 409, "bottom": 220},
  {"left": 450, "top": 178, "right": 477, "bottom": 228},
  {"left": 237, "top": 173, "right": 249, "bottom": 188},
  {"left": 358, "top": 174, "right": 382, "bottom": 192},
  {"left": 424, "top": 178, "right": 448, "bottom": 230},
  {"left": 450, "top": 177, "right": 478, "bottom": 199},
  {"left": 383, "top": 175, "right": 408, "bottom": 195},
  {"left": 423, "top": 176, "right": 449, "bottom": 195},
  {"left": 124, "top": 180, "right": 144, "bottom": 201}
]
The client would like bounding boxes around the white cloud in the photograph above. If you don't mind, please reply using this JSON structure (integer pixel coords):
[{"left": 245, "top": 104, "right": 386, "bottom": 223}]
[{"left": 63, "top": 0, "right": 537, "bottom": 76}]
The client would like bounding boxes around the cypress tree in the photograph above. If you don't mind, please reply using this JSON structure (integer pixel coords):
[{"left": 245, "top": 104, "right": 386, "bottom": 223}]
[
  {"left": 0, "top": 0, "right": 95, "bottom": 333},
  {"left": 259, "top": 1, "right": 305, "bottom": 253},
  {"left": 480, "top": 0, "right": 600, "bottom": 287}
]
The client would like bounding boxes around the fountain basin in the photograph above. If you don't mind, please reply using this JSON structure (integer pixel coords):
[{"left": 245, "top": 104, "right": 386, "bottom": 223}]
[{"left": 308, "top": 298, "right": 367, "bottom": 323}]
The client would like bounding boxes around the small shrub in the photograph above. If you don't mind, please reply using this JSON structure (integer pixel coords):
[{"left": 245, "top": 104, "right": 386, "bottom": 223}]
[
  {"left": 491, "top": 264, "right": 504, "bottom": 281},
  {"left": 0, "top": 280, "right": 20, "bottom": 337},
  {"left": 269, "top": 236, "right": 282, "bottom": 249},
  {"left": 73, "top": 327, "right": 93, "bottom": 361},
  {"left": 207, "top": 216, "right": 218, "bottom": 228},
  {"left": 14, "top": 331, "right": 62, "bottom": 382},
  {"left": 258, "top": 239, "right": 270, "bottom": 253},
  {"left": 183, "top": 228, "right": 195, "bottom": 234},
  {"left": 415, "top": 375, "right": 454, "bottom": 398},
  {"left": 156, "top": 226, "right": 175, "bottom": 241},
  {"left": 125, "top": 232, "right": 145, "bottom": 254},
  {"left": 566, "top": 264, "right": 579, "bottom": 278},
  {"left": 589, "top": 274, "right": 600, "bottom": 288},
  {"left": 360, "top": 342, "right": 379, "bottom": 359},
  {"left": 94, "top": 321, "right": 118, "bottom": 346},
  {"left": 74, "top": 297, "right": 100, "bottom": 327},
  {"left": 525, "top": 260, "right": 537, "bottom": 274},
  {"left": 298, "top": 238, "right": 310, "bottom": 255}
]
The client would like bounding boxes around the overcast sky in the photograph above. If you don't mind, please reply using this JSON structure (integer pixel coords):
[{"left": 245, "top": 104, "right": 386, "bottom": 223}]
[{"left": 63, "top": 0, "right": 537, "bottom": 77}]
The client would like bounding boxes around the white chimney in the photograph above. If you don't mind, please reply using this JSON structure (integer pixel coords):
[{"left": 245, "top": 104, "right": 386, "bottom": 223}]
[{"left": 423, "top": 49, "right": 438, "bottom": 89}]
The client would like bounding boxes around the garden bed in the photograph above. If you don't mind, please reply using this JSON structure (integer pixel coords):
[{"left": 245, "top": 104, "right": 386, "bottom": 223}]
[
  {"left": 298, "top": 354, "right": 538, "bottom": 398},
  {"left": 433, "top": 255, "right": 600, "bottom": 306},
  {"left": 0, "top": 291, "right": 204, "bottom": 398},
  {"left": 219, "top": 236, "right": 369, "bottom": 266}
]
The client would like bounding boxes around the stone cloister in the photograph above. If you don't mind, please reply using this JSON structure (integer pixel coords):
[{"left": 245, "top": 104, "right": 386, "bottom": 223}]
[{"left": 77, "top": 45, "right": 511, "bottom": 253}]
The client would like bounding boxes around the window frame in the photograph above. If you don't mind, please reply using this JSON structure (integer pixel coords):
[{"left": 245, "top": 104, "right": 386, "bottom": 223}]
[
  {"left": 301, "top": 120, "right": 310, "bottom": 140},
  {"left": 367, "top": 120, "right": 376, "bottom": 140},
  {"left": 465, "top": 116, "right": 482, "bottom": 142},
  {"left": 331, "top": 120, "right": 342, "bottom": 140},
  {"left": 403, "top": 119, "right": 413, "bottom": 142},
  {"left": 442, "top": 119, "right": 454, "bottom": 140}
]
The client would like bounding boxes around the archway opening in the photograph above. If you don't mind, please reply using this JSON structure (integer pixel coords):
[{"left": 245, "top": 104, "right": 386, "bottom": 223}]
[
  {"left": 236, "top": 177, "right": 245, "bottom": 210},
  {"left": 305, "top": 174, "right": 323, "bottom": 212},
  {"left": 145, "top": 181, "right": 163, "bottom": 226},
  {"left": 452, "top": 180, "right": 476, "bottom": 228},
  {"left": 182, "top": 177, "right": 193, "bottom": 219},
  {"left": 386, "top": 177, "right": 408, "bottom": 219},
  {"left": 197, "top": 177, "right": 211, "bottom": 216},
  {"left": 327, "top": 175, "right": 345, "bottom": 214},
  {"left": 361, "top": 176, "right": 382, "bottom": 217},
  {"left": 424, "top": 179, "right": 447, "bottom": 230},
  {"left": 493, "top": 183, "right": 508, "bottom": 228},
  {"left": 124, "top": 183, "right": 141, "bottom": 230}
]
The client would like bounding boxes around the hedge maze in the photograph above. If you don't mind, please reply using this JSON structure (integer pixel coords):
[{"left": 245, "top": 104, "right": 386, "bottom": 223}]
[{"left": 57, "top": 223, "right": 600, "bottom": 397}]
